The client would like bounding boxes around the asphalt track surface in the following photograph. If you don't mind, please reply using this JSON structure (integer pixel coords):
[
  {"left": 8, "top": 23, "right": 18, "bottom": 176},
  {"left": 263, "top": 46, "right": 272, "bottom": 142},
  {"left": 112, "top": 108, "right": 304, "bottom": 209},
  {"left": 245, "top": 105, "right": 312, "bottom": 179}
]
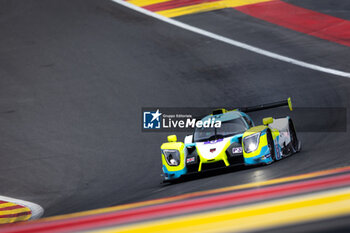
[{"left": 0, "top": 0, "right": 350, "bottom": 229}]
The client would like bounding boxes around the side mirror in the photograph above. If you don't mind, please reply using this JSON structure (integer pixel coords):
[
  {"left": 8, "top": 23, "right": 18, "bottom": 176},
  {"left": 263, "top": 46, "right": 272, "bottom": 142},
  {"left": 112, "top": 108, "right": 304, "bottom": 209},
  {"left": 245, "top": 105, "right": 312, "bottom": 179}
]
[
  {"left": 263, "top": 117, "right": 273, "bottom": 125},
  {"left": 167, "top": 135, "right": 177, "bottom": 142}
]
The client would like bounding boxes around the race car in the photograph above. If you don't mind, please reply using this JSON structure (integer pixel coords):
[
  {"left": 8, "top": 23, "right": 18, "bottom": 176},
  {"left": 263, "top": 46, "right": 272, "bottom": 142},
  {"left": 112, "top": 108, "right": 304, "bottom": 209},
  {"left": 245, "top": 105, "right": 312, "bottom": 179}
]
[{"left": 160, "top": 98, "right": 301, "bottom": 181}]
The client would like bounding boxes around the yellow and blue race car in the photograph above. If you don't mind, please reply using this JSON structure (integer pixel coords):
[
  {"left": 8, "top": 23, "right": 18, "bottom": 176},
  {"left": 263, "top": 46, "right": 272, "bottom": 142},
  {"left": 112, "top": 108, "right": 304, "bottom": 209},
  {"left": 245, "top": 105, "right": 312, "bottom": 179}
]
[{"left": 160, "top": 98, "right": 301, "bottom": 181}]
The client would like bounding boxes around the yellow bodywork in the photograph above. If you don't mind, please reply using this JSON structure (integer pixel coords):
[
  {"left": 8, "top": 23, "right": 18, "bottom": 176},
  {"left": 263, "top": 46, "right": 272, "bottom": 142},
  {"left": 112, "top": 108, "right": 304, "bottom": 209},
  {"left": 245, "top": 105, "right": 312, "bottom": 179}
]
[
  {"left": 242, "top": 125, "right": 280, "bottom": 158},
  {"left": 161, "top": 142, "right": 185, "bottom": 172},
  {"left": 167, "top": 135, "right": 177, "bottom": 142},
  {"left": 288, "top": 97, "right": 293, "bottom": 111},
  {"left": 196, "top": 140, "right": 231, "bottom": 172},
  {"left": 161, "top": 120, "right": 281, "bottom": 174},
  {"left": 263, "top": 117, "right": 273, "bottom": 125}
]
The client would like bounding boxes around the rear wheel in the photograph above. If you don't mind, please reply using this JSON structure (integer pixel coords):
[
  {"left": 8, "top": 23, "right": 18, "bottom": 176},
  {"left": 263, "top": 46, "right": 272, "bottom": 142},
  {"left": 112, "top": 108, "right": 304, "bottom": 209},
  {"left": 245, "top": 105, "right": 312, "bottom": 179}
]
[{"left": 289, "top": 119, "right": 301, "bottom": 153}]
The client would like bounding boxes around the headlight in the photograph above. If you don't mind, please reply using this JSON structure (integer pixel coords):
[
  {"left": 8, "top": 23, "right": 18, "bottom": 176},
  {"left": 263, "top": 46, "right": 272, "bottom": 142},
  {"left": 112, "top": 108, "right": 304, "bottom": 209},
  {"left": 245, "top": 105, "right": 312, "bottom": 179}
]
[
  {"left": 243, "top": 132, "right": 261, "bottom": 153},
  {"left": 163, "top": 149, "right": 180, "bottom": 166}
]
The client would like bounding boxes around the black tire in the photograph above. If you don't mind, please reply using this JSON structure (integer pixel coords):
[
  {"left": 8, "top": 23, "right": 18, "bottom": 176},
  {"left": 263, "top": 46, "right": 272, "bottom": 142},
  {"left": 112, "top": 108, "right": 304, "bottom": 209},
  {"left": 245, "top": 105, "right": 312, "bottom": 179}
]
[
  {"left": 266, "top": 129, "right": 276, "bottom": 161},
  {"left": 289, "top": 119, "right": 300, "bottom": 153}
]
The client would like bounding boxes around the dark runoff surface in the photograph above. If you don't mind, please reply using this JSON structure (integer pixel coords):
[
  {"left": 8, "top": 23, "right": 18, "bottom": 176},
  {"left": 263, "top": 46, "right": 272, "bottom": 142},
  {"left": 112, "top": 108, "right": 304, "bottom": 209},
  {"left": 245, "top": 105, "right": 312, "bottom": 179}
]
[{"left": 0, "top": 0, "right": 350, "bottom": 231}]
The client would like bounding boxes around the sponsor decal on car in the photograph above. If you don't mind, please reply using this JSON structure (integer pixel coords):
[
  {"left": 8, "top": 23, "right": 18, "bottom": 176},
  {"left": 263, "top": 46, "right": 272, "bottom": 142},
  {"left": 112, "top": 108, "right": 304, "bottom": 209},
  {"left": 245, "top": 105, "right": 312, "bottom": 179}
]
[
  {"left": 204, "top": 139, "right": 223, "bottom": 144},
  {"left": 186, "top": 157, "right": 195, "bottom": 163},
  {"left": 232, "top": 147, "right": 243, "bottom": 154}
]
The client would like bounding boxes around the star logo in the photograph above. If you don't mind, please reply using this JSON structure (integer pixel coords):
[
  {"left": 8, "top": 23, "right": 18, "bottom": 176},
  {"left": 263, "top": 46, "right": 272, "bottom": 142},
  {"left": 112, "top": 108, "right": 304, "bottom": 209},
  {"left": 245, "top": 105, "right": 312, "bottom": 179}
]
[
  {"left": 151, "top": 109, "right": 162, "bottom": 122},
  {"left": 143, "top": 109, "right": 162, "bottom": 129}
]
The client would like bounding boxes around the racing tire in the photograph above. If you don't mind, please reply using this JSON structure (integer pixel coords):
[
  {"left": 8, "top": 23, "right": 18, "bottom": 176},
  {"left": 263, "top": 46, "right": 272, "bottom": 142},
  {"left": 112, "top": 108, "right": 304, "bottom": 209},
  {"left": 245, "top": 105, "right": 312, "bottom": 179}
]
[
  {"left": 289, "top": 119, "right": 301, "bottom": 153},
  {"left": 266, "top": 129, "right": 276, "bottom": 161}
]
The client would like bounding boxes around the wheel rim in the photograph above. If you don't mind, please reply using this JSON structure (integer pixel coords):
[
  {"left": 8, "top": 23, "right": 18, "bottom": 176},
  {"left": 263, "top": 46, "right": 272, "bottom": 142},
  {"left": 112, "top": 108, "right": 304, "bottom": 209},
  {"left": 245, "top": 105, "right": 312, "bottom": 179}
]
[{"left": 267, "top": 131, "right": 275, "bottom": 160}]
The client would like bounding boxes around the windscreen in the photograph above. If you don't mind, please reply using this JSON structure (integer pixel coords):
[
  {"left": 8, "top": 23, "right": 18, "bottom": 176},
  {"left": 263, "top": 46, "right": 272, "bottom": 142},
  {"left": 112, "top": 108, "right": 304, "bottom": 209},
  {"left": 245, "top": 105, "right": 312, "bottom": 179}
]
[{"left": 194, "top": 118, "right": 247, "bottom": 142}]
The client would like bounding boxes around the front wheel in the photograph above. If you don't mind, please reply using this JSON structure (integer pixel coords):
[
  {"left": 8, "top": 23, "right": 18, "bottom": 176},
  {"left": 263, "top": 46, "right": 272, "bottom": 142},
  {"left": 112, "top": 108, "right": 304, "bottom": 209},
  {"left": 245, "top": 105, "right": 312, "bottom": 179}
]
[{"left": 266, "top": 130, "right": 276, "bottom": 161}]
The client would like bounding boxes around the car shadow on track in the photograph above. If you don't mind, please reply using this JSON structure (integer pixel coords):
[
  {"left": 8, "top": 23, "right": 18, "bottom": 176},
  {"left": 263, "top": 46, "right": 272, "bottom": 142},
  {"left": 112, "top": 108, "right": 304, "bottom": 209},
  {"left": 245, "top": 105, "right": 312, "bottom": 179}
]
[
  {"left": 160, "top": 151, "right": 303, "bottom": 186},
  {"left": 161, "top": 164, "right": 257, "bottom": 185}
]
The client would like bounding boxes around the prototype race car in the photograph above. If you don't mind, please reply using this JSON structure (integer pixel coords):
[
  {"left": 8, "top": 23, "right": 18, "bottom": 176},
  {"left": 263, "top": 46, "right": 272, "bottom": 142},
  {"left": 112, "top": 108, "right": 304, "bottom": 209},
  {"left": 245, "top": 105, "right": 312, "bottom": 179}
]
[{"left": 160, "top": 98, "right": 301, "bottom": 181}]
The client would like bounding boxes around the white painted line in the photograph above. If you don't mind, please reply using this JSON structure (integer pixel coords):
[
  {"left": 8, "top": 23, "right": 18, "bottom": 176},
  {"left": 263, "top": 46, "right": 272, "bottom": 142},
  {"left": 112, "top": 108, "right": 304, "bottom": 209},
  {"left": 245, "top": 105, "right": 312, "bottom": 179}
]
[
  {"left": 0, "top": 195, "right": 44, "bottom": 220},
  {"left": 111, "top": 0, "right": 350, "bottom": 79}
]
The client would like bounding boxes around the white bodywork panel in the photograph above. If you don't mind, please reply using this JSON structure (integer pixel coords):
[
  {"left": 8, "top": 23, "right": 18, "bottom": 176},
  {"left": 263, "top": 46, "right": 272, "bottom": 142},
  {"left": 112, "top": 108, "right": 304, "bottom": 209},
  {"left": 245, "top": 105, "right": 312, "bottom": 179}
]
[
  {"left": 269, "top": 118, "right": 291, "bottom": 148},
  {"left": 184, "top": 135, "right": 193, "bottom": 144}
]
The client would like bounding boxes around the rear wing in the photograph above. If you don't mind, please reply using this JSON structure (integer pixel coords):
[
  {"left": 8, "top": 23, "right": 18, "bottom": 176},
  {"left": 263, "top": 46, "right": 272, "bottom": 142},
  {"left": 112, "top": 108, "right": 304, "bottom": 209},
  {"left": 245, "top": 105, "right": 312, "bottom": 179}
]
[{"left": 239, "top": 97, "right": 293, "bottom": 113}]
